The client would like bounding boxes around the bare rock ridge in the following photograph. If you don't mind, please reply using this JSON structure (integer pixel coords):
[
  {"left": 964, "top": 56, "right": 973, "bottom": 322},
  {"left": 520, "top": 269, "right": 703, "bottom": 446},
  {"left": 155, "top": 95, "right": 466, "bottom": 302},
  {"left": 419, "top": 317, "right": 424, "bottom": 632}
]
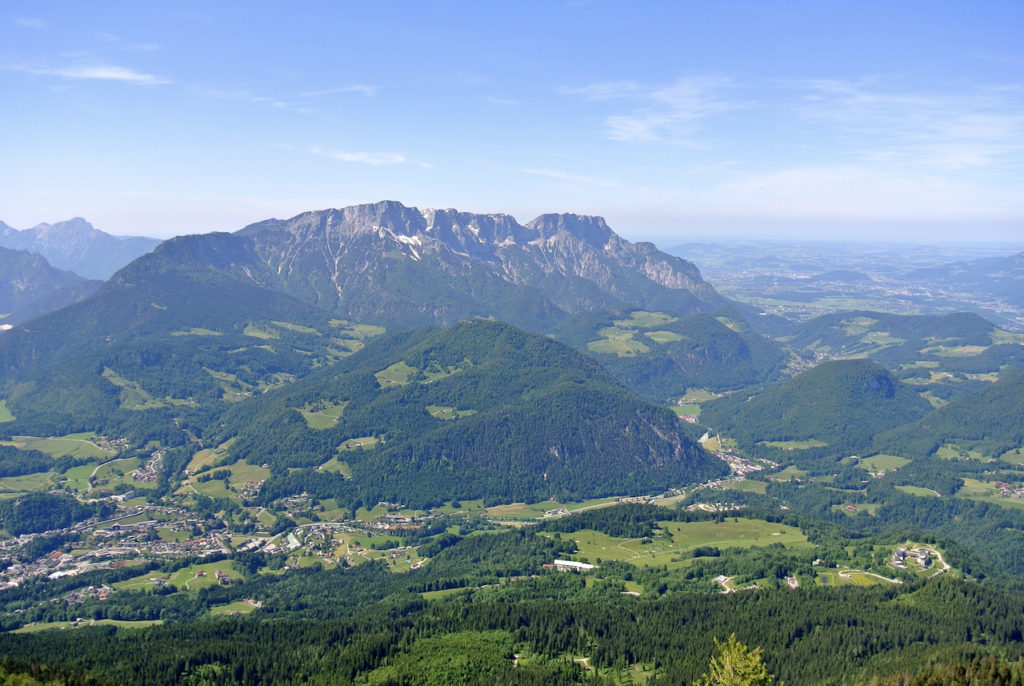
[{"left": 237, "top": 200, "right": 727, "bottom": 326}]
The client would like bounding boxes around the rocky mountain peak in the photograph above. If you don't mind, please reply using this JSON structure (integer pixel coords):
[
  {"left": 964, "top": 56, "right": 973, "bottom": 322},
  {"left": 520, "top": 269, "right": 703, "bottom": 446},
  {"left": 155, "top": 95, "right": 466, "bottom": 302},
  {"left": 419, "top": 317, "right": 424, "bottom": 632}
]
[{"left": 525, "top": 213, "right": 614, "bottom": 249}]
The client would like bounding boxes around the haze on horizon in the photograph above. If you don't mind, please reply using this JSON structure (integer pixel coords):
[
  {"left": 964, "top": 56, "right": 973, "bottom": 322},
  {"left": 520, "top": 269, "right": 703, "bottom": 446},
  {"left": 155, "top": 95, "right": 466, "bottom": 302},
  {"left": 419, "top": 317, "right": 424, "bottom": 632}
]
[{"left": 2, "top": 1, "right": 1022, "bottom": 245}]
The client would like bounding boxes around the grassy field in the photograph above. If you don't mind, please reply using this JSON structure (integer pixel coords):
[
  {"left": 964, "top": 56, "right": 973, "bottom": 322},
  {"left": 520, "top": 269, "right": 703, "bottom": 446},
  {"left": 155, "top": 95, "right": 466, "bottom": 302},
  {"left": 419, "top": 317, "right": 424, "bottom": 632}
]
[
  {"left": 587, "top": 336, "right": 650, "bottom": 357},
  {"left": 770, "top": 466, "right": 809, "bottom": 481},
  {"left": 759, "top": 439, "right": 828, "bottom": 450},
  {"left": 3, "top": 434, "right": 114, "bottom": 460},
  {"left": 1000, "top": 448, "right": 1024, "bottom": 465},
  {"left": 338, "top": 436, "right": 378, "bottom": 452},
  {"left": 243, "top": 323, "right": 280, "bottom": 339},
  {"left": 0, "top": 472, "right": 56, "bottom": 494},
  {"left": 209, "top": 600, "right": 259, "bottom": 616},
  {"left": 299, "top": 401, "right": 348, "bottom": 429},
  {"left": 858, "top": 454, "right": 912, "bottom": 472},
  {"left": 565, "top": 518, "right": 810, "bottom": 568},
  {"left": 375, "top": 361, "right": 418, "bottom": 386},
  {"left": 14, "top": 619, "right": 162, "bottom": 633},
  {"left": 426, "top": 405, "right": 476, "bottom": 420},
  {"left": 0, "top": 400, "right": 14, "bottom": 423},
  {"left": 116, "top": 560, "right": 238, "bottom": 593},
  {"left": 613, "top": 311, "right": 678, "bottom": 328},
  {"left": 896, "top": 485, "right": 941, "bottom": 497},
  {"left": 484, "top": 497, "right": 620, "bottom": 521},
  {"left": 227, "top": 461, "right": 270, "bottom": 485},
  {"left": 815, "top": 569, "right": 890, "bottom": 587},
  {"left": 935, "top": 444, "right": 989, "bottom": 461},
  {"left": 332, "top": 321, "right": 387, "bottom": 338},
  {"left": 958, "top": 478, "right": 1024, "bottom": 511},
  {"left": 317, "top": 457, "right": 352, "bottom": 477},
  {"left": 186, "top": 438, "right": 237, "bottom": 474},
  {"left": 670, "top": 404, "right": 701, "bottom": 417},
  {"left": 171, "top": 328, "right": 223, "bottom": 337},
  {"left": 719, "top": 479, "right": 768, "bottom": 494},
  {"left": 272, "top": 320, "right": 321, "bottom": 335},
  {"left": 644, "top": 330, "right": 684, "bottom": 343}
]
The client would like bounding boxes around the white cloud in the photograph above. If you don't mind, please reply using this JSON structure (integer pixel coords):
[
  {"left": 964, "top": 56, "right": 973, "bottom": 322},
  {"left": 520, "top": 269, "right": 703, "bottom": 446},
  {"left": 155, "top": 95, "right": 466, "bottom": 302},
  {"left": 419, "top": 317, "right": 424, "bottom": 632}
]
[
  {"left": 311, "top": 148, "right": 431, "bottom": 167},
  {"left": 14, "top": 17, "right": 46, "bottom": 29},
  {"left": 793, "top": 79, "right": 1024, "bottom": 171},
  {"left": 519, "top": 167, "right": 618, "bottom": 187},
  {"left": 301, "top": 84, "right": 378, "bottom": 97},
  {"left": 12, "top": 63, "right": 169, "bottom": 85},
  {"left": 562, "top": 75, "right": 739, "bottom": 144}
]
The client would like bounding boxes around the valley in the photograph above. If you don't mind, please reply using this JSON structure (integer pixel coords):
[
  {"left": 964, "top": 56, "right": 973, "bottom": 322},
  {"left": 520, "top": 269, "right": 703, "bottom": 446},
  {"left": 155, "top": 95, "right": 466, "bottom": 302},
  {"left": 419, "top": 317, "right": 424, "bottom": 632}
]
[{"left": 0, "top": 205, "right": 1023, "bottom": 684}]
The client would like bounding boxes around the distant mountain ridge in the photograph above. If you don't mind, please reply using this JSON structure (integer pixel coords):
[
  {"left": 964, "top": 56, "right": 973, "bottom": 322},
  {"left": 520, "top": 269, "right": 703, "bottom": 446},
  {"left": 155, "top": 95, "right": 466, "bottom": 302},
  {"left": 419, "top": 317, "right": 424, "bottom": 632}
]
[{"left": 0, "top": 217, "right": 161, "bottom": 280}]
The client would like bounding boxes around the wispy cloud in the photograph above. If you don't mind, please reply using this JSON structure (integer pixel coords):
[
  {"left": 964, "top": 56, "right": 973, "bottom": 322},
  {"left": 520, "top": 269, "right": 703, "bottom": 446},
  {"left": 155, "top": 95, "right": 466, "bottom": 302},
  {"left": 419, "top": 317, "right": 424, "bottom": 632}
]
[
  {"left": 793, "top": 78, "right": 1024, "bottom": 170},
  {"left": 301, "top": 84, "right": 378, "bottom": 98},
  {"left": 562, "top": 75, "right": 739, "bottom": 143},
  {"left": 519, "top": 167, "right": 618, "bottom": 187},
  {"left": 11, "top": 63, "right": 169, "bottom": 85},
  {"left": 311, "top": 148, "right": 431, "bottom": 168},
  {"left": 14, "top": 17, "right": 46, "bottom": 30}
]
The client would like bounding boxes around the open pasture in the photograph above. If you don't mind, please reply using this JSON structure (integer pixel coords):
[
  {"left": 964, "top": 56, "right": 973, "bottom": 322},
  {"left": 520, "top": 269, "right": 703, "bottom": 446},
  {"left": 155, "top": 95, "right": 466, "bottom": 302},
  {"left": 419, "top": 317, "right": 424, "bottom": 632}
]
[
  {"left": 338, "top": 436, "right": 378, "bottom": 452},
  {"left": 272, "top": 320, "right": 321, "bottom": 335},
  {"left": 375, "top": 361, "right": 418, "bottom": 386},
  {"left": 3, "top": 434, "right": 114, "bottom": 460},
  {"left": 759, "top": 439, "right": 827, "bottom": 450},
  {"left": 613, "top": 311, "right": 678, "bottom": 329},
  {"left": 566, "top": 518, "right": 809, "bottom": 568},
  {"left": 857, "top": 454, "right": 911, "bottom": 472},
  {"left": 0, "top": 472, "right": 56, "bottom": 495},
  {"left": 299, "top": 401, "right": 348, "bottom": 429},
  {"left": 0, "top": 400, "right": 14, "bottom": 423},
  {"left": 816, "top": 569, "right": 890, "bottom": 587},
  {"left": 426, "top": 405, "right": 476, "bottom": 420},
  {"left": 186, "top": 438, "right": 236, "bottom": 473},
  {"left": 935, "top": 444, "right": 989, "bottom": 461},
  {"left": 896, "top": 485, "right": 941, "bottom": 497}
]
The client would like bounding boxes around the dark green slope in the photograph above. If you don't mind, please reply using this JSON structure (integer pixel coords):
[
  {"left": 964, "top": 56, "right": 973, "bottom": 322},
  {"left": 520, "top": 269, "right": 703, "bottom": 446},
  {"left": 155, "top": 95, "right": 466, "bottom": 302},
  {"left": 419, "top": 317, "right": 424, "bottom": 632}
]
[
  {"left": 219, "top": 320, "right": 725, "bottom": 507},
  {"left": 877, "top": 367, "right": 1024, "bottom": 459},
  {"left": 0, "top": 246, "right": 100, "bottom": 324},
  {"left": 701, "top": 359, "right": 933, "bottom": 453},
  {"left": 548, "top": 306, "right": 787, "bottom": 398},
  {"left": 0, "top": 234, "right": 364, "bottom": 437}
]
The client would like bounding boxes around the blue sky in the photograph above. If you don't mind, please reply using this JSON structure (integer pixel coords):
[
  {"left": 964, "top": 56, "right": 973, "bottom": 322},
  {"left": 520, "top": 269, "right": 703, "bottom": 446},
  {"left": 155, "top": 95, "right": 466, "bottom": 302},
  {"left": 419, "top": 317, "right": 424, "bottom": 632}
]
[{"left": 2, "top": 1, "right": 1022, "bottom": 243}]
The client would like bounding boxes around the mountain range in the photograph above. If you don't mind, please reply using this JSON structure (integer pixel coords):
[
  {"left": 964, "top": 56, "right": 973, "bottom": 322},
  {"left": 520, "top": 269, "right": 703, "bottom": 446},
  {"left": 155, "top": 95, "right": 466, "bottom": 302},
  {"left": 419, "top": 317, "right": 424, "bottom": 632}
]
[{"left": 0, "top": 218, "right": 161, "bottom": 281}]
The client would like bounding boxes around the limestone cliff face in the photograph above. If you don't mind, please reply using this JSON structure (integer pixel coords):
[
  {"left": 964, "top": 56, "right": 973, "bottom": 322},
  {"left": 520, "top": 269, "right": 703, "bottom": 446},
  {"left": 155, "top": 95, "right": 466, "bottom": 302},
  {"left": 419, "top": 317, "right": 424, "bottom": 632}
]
[{"left": 237, "top": 200, "right": 727, "bottom": 327}]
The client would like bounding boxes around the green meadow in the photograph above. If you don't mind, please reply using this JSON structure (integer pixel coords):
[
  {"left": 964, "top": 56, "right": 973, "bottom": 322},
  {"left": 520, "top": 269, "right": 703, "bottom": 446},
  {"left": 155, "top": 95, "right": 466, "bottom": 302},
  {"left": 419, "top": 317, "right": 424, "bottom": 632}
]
[
  {"left": 858, "top": 454, "right": 912, "bottom": 472},
  {"left": 299, "top": 401, "right": 348, "bottom": 429},
  {"left": 564, "top": 518, "right": 809, "bottom": 568}
]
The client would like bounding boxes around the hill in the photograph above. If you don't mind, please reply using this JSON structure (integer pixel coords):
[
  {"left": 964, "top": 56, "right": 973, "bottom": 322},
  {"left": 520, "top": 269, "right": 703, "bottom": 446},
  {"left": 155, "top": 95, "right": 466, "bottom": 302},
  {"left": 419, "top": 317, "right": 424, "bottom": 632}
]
[
  {"left": 0, "top": 234, "right": 370, "bottom": 438},
  {"left": 700, "top": 359, "right": 933, "bottom": 454},
  {"left": 877, "top": 367, "right": 1024, "bottom": 460},
  {"left": 0, "top": 247, "right": 101, "bottom": 325},
  {"left": 547, "top": 305, "right": 787, "bottom": 398},
  {"left": 216, "top": 320, "right": 726, "bottom": 507}
]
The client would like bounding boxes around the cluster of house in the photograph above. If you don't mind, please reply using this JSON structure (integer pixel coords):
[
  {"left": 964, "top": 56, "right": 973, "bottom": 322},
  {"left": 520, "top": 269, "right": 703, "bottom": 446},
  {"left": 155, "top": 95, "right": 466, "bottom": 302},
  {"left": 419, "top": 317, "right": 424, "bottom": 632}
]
[
  {"left": 130, "top": 450, "right": 165, "bottom": 483},
  {"left": 993, "top": 481, "right": 1024, "bottom": 499},
  {"left": 892, "top": 547, "right": 931, "bottom": 569},
  {"left": 714, "top": 452, "right": 764, "bottom": 477}
]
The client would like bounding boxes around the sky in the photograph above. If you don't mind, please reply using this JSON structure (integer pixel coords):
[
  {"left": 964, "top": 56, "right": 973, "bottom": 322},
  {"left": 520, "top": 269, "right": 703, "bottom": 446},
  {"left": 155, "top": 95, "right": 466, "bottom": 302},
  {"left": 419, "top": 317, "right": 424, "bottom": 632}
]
[{"left": 2, "top": 1, "right": 1022, "bottom": 244}]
